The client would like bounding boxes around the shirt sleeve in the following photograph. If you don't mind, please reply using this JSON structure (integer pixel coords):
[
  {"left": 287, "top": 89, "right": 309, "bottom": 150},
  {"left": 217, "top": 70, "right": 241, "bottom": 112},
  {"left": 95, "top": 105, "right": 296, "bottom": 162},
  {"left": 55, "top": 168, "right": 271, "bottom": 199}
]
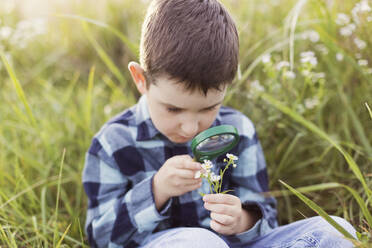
[
  {"left": 82, "top": 138, "right": 172, "bottom": 248},
  {"left": 222, "top": 119, "right": 278, "bottom": 244}
]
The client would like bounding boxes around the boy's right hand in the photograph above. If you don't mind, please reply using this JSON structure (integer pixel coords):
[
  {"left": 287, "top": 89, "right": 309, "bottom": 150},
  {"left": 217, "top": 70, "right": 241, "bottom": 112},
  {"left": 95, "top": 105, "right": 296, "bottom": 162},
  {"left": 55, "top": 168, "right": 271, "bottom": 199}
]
[{"left": 153, "top": 155, "right": 202, "bottom": 210}]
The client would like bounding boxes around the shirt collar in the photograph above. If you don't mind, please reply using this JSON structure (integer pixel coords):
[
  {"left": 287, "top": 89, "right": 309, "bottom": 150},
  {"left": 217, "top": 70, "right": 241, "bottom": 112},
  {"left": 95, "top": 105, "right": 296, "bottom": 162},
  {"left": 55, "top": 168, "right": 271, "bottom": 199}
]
[{"left": 135, "top": 94, "right": 223, "bottom": 141}]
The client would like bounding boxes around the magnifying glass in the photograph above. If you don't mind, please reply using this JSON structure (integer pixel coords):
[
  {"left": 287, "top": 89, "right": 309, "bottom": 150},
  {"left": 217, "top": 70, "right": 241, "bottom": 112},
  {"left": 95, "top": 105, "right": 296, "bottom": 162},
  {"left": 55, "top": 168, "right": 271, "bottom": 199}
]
[{"left": 191, "top": 125, "right": 240, "bottom": 162}]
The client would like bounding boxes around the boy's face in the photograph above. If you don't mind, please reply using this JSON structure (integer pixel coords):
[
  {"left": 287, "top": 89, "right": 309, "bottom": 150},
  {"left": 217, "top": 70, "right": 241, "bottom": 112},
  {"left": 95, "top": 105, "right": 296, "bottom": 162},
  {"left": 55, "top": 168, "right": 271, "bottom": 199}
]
[{"left": 146, "top": 75, "right": 226, "bottom": 143}]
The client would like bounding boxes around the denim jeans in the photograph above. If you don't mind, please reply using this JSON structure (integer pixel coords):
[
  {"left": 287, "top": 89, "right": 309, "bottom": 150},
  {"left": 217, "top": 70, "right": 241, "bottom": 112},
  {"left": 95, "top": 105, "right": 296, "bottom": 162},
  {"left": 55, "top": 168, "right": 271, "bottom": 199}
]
[{"left": 140, "top": 216, "right": 356, "bottom": 248}]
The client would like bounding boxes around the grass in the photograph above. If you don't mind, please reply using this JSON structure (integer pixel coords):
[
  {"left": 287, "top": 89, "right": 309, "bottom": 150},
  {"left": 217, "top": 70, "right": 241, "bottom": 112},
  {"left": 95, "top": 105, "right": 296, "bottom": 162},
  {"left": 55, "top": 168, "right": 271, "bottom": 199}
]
[{"left": 0, "top": 0, "right": 371, "bottom": 246}]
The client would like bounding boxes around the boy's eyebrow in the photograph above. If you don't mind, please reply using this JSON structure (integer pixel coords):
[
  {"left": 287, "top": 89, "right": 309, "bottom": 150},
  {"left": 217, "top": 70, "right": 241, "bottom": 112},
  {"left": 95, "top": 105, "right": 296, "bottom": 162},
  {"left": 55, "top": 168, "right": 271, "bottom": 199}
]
[{"left": 161, "top": 101, "right": 223, "bottom": 110}]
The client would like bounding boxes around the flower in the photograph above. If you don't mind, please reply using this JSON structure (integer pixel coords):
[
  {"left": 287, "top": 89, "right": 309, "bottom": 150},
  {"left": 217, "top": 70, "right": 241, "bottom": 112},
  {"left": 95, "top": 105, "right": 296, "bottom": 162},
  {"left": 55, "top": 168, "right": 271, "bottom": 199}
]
[
  {"left": 210, "top": 173, "right": 221, "bottom": 182},
  {"left": 304, "top": 97, "right": 319, "bottom": 109},
  {"left": 339, "top": 23, "right": 356, "bottom": 36},
  {"left": 226, "top": 153, "right": 238, "bottom": 161},
  {"left": 0, "top": 26, "right": 12, "bottom": 40},
  {"left": 261, "top": 54, "right": 271, "bottom": 64},
  {"left": 201, "top": 160, "right": 213, "bottom": 172},
  {"left": 358, "top": 59, "right": 368, "bottom": 66},
  {"left": 301, "top": 30, "right": 320, "bottom": 43},
  {"left": 250, "top": 80, "right": 265, "bottom": 93},
  {"left": 354, "top": 38, "right": 367, "bottom": 50},
  {"left": 276, "top": 61, "right": 290, "bottom": 71},
  {"left": 335, "top": 13, "right": 350, "bottom": 26},
  {"left": 300, "top": 51, "right": 318, "bottom": 66},
  {"left": 284, "top": 71, "right": 296, "bottom": 79},
  {"left": 352, "top": 0, "right": 371, "bottom": 24},
  {"left": 315, "top": 44, "right": 329, "bottom": 55},
  {"left": 336, "top": 53, "right": 344, "bottom": 61}
]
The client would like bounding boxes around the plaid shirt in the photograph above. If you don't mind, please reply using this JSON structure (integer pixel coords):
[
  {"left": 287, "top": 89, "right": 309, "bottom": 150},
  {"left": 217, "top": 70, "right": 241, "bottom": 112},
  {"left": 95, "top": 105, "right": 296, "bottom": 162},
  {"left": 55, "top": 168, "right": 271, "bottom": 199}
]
[{"left": 83, "top": 95, "right": 278, "bottom": 248}]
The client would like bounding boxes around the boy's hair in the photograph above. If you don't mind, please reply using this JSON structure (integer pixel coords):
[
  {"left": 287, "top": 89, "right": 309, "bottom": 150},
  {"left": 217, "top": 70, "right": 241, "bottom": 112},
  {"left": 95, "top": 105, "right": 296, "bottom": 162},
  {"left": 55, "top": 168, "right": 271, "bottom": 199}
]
[{"left": 140, "top": 0, "right": 239, "bottom": 94}]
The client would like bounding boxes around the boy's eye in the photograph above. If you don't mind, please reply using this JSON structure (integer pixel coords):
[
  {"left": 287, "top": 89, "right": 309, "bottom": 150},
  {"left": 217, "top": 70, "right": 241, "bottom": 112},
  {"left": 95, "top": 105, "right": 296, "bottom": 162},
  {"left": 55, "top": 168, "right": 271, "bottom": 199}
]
[
  {"left": 167, "top": 107, "right": 182, "bottom": 113},
  {"left": 203, "top": 106, "right": 217, "bottom": 112}
]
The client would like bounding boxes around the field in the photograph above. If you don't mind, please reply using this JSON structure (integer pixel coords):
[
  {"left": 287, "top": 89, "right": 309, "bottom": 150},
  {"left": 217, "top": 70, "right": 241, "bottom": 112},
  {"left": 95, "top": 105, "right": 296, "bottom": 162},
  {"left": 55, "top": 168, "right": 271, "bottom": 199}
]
[{"left": 0, "top": 0, "right": 371, "bottom": 247}]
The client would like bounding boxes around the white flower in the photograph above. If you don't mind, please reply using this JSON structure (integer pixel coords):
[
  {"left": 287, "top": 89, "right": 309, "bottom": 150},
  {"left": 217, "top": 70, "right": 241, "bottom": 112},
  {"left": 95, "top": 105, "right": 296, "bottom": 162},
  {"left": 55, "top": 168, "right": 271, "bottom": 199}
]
[
  {"left": 201, "top": 160, "right": 213, "bottom": 171},
  {"left": 194, "top": 170, "right": 201, "bottom": 179},
  {"left": 307, "top": 30, "right": 320, "bottom": 43},
  {"left": 336, "top": 53, "right": 344, "bottom": 61},
  {"left": 301, "top": 69, "right": 311, "bottom": 77},
  {"left": 261, "top": 54, "right": 271, "bottom": 64},
  {"left": 339, "top": 23, "right": 356, "bottom": 36},
  {"left": 358, "top": 0, "right": 371, "bottom": 12},
  {"left": 0, "top": 26, "right": 12, "bottom": 40},
  {"left": 335, "top": 13, "right": 350, "bottom": 25},
  {"left": 284, "top": 71, "right": 296, "bottom": 79},
  {"left": 366, "top": 68, "right": 372, "bottom": 74},
  {"left": 354, "top": 38, "right": 367, "bottom": 50},
  {"left": 250, "top": 80, "right": 265, "bottom": 93},
  {"left": 300, "top": 51, "right": 318, "bottom": 66},
  {"left": 276, "top": 61, "right": 290, "bottom": 71},
  {"left": 314, "top": 72, "right": 326, "bottom": 79},
  {"left": 304, "top": 97, "right": 319, "bottom": 109},
  {"left": 301, "top": 30, "right": 320, "bottom": 43},
  {"left": 226, "top": 153, "right": 238, "bottom": 161},
  {"left": 315, "top": 44, "right": 329, "bottom": 55},
  {"left": 358, "top": 59, "right": 368, "bottom": 66},
  {"left": 232, "top": 163, "right": 237, "bottom": 168},
  {"left": 210, "top": 173, "right": 221, "bottom": 182}
]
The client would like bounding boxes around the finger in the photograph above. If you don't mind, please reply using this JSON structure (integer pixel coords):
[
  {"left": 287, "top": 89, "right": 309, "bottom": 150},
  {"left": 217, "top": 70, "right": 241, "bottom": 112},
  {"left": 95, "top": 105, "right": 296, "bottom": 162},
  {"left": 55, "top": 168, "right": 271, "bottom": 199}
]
[
  {"left": 204, "top": 202, "right": 235, "bottom": 216},
  {"left": 210, "top": 212, "right": 234, "bottom": 226},
  {"left": 203, "top": 193, "right": 239, "bottom": 205},
  {"left": 177, "top": 159, "right": 201, "bottom": 171},
  {"left": 177, "top": 178, "right": 202, "bottom": 186},
  {"left": 177, "top": 169, "right": 198, "bottom": 179},
  {"left": 186, "top": 181, "right": 203, "bottom": 191},
  {"left": 210, "top": 220, "right": 233, "bottom": 235}
]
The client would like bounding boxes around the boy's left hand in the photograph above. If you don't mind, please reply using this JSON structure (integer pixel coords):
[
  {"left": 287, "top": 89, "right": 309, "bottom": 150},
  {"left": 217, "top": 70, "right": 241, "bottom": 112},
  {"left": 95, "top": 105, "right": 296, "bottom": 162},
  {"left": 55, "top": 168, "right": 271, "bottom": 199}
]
[{"left": 203, "top": 194, "right": 256, "bottom": 235}]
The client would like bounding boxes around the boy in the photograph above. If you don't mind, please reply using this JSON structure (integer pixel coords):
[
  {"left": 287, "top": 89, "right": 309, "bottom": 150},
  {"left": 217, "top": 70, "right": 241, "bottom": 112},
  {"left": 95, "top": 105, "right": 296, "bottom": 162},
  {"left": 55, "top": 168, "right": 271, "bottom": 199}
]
[{"left": 82, "top": 0, "right": 356, "bottom": 247}]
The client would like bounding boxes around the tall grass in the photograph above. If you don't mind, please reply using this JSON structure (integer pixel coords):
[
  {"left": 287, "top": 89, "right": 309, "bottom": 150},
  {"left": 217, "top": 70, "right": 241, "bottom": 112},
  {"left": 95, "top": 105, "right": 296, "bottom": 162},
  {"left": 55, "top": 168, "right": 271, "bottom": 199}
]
[{"left": 0, "top": 0, "right": 371, "bottom": 246}]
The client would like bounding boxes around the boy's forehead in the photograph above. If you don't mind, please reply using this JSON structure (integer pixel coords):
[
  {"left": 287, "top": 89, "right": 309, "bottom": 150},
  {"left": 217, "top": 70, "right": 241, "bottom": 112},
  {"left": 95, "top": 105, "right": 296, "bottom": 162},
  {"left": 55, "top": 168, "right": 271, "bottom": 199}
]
[{"left": 148, "top": 75, "right": 226, "bottom": 105}]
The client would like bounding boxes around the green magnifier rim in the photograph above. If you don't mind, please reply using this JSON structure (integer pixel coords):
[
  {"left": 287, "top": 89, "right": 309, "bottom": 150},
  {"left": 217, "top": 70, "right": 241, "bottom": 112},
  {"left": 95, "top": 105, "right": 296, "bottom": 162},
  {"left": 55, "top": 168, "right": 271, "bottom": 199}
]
[{"left": 191, "top": 125, "right": 240, "bottom": 162}]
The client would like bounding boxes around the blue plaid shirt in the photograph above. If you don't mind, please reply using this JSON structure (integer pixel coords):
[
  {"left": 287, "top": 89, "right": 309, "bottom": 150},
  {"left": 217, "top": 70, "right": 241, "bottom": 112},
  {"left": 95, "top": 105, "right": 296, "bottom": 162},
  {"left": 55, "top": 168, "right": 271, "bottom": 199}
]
[{"left": 83, "top": 95, "right": 278, "bottom": 247}]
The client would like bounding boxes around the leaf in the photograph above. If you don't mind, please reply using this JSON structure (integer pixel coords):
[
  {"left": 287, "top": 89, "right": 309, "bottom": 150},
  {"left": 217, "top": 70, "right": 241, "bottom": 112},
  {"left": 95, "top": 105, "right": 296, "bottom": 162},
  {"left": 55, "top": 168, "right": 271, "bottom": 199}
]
[{"left": 279, "top": 180, "right": 356, "bottom": 240}]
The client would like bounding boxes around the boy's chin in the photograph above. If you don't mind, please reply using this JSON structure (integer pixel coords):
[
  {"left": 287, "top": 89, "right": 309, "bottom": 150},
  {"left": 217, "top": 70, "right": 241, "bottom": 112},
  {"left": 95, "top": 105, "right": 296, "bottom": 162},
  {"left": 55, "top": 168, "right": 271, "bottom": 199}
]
[{"left": 168, "top": 135, "right": 193, "bottom": 144}]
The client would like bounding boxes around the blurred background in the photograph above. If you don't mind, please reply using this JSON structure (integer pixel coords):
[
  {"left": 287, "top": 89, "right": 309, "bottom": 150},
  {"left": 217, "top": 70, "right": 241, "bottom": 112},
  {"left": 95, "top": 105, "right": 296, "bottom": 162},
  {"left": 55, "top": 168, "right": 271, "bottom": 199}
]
[{"left": 0, "top": 0, "right": 371, "bottom": 246}]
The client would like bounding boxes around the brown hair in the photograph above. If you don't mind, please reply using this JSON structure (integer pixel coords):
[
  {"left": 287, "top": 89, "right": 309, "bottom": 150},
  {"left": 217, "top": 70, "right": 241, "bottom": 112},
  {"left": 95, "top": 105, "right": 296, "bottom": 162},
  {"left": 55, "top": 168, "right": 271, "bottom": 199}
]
[{"left": 140, "top": 0, "right": 239, "bottom": 94}]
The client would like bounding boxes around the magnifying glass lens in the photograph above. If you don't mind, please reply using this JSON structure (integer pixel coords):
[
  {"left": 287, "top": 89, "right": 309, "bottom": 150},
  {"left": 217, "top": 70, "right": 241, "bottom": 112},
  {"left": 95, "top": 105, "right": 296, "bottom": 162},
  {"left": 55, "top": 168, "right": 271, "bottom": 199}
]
[{"left": 196, "top": 134, "right": 235, "bottom": 152}]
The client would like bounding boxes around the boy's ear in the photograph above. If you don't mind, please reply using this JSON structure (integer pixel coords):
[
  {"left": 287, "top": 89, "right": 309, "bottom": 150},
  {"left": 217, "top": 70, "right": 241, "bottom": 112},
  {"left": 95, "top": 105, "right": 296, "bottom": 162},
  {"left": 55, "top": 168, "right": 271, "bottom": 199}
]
[{"left": 128, "top": 61, "right": 147, "bottom": 95}]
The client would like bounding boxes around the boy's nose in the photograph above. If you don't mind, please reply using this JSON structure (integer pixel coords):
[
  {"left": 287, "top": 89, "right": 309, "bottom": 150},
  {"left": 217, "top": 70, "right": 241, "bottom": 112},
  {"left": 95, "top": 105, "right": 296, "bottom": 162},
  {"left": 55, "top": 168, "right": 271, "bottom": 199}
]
[{"left": 180, "top": 121, "right": 199, "bottom": 138}]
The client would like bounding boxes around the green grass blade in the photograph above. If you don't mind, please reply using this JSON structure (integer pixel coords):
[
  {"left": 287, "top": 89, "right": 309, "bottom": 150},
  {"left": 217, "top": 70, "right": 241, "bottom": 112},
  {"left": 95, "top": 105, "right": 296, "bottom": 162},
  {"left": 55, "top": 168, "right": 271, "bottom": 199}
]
[
  {"left": 0, "top": 52, "right": 36, "bottom": 126},
  {"left": 53, "top": 148, "right": 66, "bottom": 247},
  {"left": 54, "top": 14, "right": 138, "bottom": 56},
  {"left": 56, "top": 223, "right": 71, "bottom": 248},
  {"left": 262, "top": 93, "right": 371, "bottom": 200},
  {"left": 341, "top": 185, "right": 372, "bottom": 228},
  {"left": 82, "top": 22, "right": 126, "bottom": 84},
  {"left": 279, "top": 180, "right": 356, "bottom": 240},
  {"left": 84, "top": 66, "right": 95, "bottom": 129},
  {"left": 339, "top": 89, "right": 372, "bottom": 156},
  {"left": 366, "top": 103, "right": 372, "bottom": 120},
  {"left": 268, "top": 182, "right": 372, "bottom": 227},
  {"left": 267, "top": 182, "right": 341, "bottom": 197}
]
